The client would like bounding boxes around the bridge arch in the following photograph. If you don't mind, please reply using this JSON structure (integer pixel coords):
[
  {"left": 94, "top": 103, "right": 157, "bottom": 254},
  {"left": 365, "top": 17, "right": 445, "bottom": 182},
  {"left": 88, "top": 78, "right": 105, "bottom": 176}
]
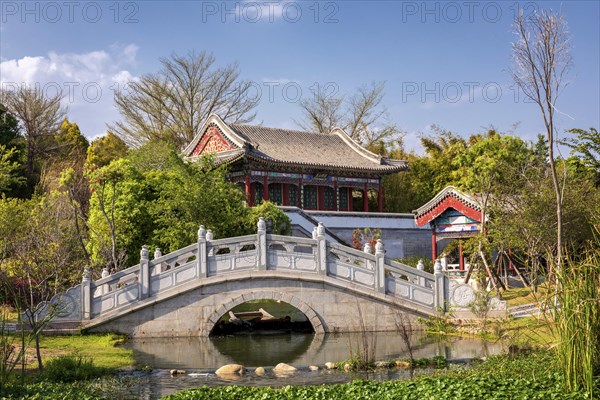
[{"left": 203, "top": 290, "right": 325, "bottom": 336}]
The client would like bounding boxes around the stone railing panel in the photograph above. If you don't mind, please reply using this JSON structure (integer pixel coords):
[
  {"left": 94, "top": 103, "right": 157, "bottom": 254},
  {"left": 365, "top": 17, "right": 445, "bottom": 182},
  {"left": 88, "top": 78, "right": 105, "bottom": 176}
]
[
  {"left": 327, "top": 245, "right": 377, "bottom": 289},
  {"left": 92, "top": 264, "right": 141, "bottom": 298},
  {"left": 386, "top": 276, "right": 435, "bottom": 307},
  {"left": 207, "top": 236, "right": 258, "bottom": 275},
  {"left": 150, "top": 243, "right": 197, "bottom": 275},
  {"left": 92, "top": 283, "right": 139, "bottom": 316},
  {"left": 267, "top": 237, "right": 317, "bottom": 272}
]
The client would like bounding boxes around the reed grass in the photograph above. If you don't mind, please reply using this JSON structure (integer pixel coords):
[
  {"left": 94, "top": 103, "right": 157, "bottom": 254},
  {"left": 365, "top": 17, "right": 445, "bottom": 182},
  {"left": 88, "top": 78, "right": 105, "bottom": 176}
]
[{"left": 554, "top": 240, "right": 600, "bottom": 395}]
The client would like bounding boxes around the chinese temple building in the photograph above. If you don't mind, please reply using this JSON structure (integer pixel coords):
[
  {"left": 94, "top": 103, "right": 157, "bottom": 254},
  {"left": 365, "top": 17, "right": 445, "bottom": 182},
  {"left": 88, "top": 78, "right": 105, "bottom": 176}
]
[
  {"left": 413, "top": 186, "right": 484, "bottom": 271},
  {"left": 183, "top": 115, "right": 408, "bottom": 212}
]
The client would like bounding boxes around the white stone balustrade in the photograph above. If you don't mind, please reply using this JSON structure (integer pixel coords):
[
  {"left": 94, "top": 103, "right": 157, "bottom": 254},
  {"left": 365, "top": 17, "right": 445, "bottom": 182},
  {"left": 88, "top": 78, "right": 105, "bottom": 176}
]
[{"left": 43, "top": 219, "right": 451, "bottom": 323}]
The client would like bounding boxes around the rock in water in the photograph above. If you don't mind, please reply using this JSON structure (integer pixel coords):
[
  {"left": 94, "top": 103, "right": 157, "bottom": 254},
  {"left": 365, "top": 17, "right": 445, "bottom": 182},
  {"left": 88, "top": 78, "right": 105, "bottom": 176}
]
[
  {"left": 395, "top": 360, "right": 411, "bottom": 369},
  {"left": 273, "top": 363, "right": 297, "bottom": 373},
  {"left": 254, "top": 367, "right": 266, "bottom": 376},
  {"left": 215, "top": 364, "right": 246, "bottom": 376},
  {"left": 324, "top": 362, "right": 337, "bottom": 369},
  {"left": 309, "top": 365, "right": 319, "bottom": 371}
]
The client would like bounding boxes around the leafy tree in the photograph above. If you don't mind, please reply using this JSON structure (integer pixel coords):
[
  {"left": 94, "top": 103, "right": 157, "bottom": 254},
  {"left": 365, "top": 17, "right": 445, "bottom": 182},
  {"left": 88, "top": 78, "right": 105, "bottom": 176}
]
[
  {"left": 86, "top": 132, "right": 128, "bottom": 168},
  {"left": 245, "top": 201, "right": 291, "bottom": 235},
  {"left": 0, "top": 145, "right": 25, "bottom": 194},
  {"left": 86, "top": 144, "right": 251, "bottom": 269},
  {"left": 564, "top": 128, "right": 600, "bottom": 187},
  {"left": 110, "top": 51, "right": 258, "bottom": 148},
  {"left": 0, "top": 192, "right": 87, "bottom": 369}
]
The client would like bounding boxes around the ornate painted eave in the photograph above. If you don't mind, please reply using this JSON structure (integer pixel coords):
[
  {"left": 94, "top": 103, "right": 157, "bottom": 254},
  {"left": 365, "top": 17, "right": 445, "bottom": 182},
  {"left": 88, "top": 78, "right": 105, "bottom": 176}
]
[{"left": 413, "top": 186, "right": 483, "bottom": 227}]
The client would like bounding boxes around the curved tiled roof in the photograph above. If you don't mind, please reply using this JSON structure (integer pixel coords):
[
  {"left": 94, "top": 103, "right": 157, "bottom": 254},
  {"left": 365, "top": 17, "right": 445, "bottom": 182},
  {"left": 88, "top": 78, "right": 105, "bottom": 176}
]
[
  {"left": 183, "top": 115, "right": 407, "bottom": 174},
  {"left": 413, "top": 186, "right": 483, "bottom": 225}
]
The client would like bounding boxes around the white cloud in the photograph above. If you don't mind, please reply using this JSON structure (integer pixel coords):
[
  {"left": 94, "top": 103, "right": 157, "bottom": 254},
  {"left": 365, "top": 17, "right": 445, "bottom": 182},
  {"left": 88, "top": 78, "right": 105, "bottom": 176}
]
[{"left": 0, "top": 44, "right": 139, "bottom": 139}]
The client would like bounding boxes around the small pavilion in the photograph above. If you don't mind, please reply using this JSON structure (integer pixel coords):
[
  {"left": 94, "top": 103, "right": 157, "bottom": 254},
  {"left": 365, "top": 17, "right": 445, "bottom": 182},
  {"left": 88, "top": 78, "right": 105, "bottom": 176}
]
[
  {"left": 413, "top": 186, "right": 483, "bottom": 272},
  {"left": 183, "top": 115, "right": 407, "bottom": 212}
]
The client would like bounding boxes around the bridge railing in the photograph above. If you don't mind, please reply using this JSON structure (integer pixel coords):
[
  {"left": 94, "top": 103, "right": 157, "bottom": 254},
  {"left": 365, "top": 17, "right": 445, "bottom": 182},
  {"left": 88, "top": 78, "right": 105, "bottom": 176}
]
[{"left": 44, "top": 217, "right": 447, "bottom": 323}]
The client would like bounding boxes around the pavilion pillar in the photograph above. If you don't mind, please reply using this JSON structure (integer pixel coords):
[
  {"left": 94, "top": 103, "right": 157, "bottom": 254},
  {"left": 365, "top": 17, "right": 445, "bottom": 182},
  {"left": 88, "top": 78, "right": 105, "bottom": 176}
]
[
  {"left": 349, "top": 187, "right": 353, "bottom": 211},
  {"left": 378, "top": 179, "right": 383, "bottom": 212},
  {"left": 263, "top": 175, "right": 269, "bottom": 202},
  {"left": 459, "top": 240, "right": 465, "bottom": 271},
  {"left": 299, "top": 177, "right": 303, "bottom": 208},
  {"left": 431, "top": 229, "right": 438, "bottom": 262},
  {"left": 282, "top": 183, "right": 289, "bottom": 206},
  {"left": 245, "top": 174, "right": 252, "bottom": 206},
  {"left": 334, "top": 181, "right": 338, "bottom": 211},
  {"left": 363, "top": 182, "right": 368, "bottom": 212}
]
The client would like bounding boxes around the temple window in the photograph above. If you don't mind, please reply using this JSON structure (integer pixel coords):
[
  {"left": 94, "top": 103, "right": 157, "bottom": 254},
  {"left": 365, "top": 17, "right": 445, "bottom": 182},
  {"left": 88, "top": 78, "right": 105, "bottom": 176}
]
[
  {"left": 304, "top": 185, "right": 318, "bottom": 209},
  {"left": 254, "top": 182, "right": 264, "bottom": 205},
  {"left": 269, "top": 183, "right": 282, "bottom": 205},
  {"left": 339, "top": 187, "right": 348, "bottom": 211},
  {"left": 289, "top": 184, "right": 298, "bottom": 206},
  {"left": 324, "top": 186, "right": 335, "bottom": 210}
]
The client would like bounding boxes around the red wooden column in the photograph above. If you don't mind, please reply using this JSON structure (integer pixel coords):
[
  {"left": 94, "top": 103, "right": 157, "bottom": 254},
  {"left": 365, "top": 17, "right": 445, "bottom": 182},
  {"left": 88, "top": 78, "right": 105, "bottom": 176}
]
[
  {"left": 348, "top": 187, "right": 353, "bottom": 211},
  {"left": 377, "top": 179, "right": 383, "bottom": 212},
  {"left": 298, "top": 177, "right": 303, "bottom": 208},
  {"left": 431, "top": 229, "right": 438, "bottom": 262},
  {"left": 363, "top": 182, "right": 369, "bottom": 212},
  {"left": 459, "top": 240, "right": 465, "bottom": 271},
  {"left": 263, "top": 175, "right": 269, "bottom": 202},
  {"left": 334, "top": 181, "right": 338, "bottom": 211},
  {"left": 245, "top": 174, "right": 252, "bottom": 206},
  {"left": 282, "top": 183, "right": 289, "bottom": 205}
]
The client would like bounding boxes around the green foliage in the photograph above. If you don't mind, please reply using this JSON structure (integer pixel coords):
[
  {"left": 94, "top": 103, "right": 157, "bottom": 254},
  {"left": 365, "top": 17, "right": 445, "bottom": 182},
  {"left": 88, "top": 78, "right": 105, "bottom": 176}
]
[
  {"left": 0, "top": 381, "right": 104, "bottom": 399},
  {"left": 164, "top": 352, "right": 594, "bottom": 400},
  {"left": 417, "top": 307, "right": 456, "bottom": 334},
  {"left": 86, "top": 145, "right": 250, "bottom": 268},
  {"left": 42, "top": 355, "right": 113, "bottom": 383},
  {"left": 86, "top": 133, "right": 128, "bottom": 168},
  {"left": 565, "top": 127, "right": 600, "bottom": 187},
  {"left": 0, "top": 145, "right": 25, "bottom": 194},
  {"left": 245, "top": 201, "right": 291, "bottom": 235},
  {"left": 395, "top": 256, "right": 434, "bottom": 274}
]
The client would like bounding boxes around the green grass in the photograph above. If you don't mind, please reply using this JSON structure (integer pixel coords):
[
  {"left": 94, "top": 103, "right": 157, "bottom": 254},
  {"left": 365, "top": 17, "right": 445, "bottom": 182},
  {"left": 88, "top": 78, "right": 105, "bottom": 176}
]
[
  {"left": 38, "top": 333, "right": 133, "bottom": 369},
  {"left": 495, "top": 283, "right": 550, "bottom": 307}
]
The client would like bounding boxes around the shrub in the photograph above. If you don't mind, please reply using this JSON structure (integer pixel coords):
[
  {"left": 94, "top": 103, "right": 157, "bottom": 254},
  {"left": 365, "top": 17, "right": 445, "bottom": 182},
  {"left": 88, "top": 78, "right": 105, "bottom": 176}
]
[{"left": 42, "top": 355, "right": 113, "bottom": 383}]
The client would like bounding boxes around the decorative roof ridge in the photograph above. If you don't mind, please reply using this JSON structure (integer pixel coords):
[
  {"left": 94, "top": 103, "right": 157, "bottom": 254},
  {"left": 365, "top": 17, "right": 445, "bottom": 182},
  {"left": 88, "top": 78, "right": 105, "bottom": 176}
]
[
  {"left": 413, "top": 186, "right": 482, "bottom": 218},
  {"left": 182, "top": 114, "right": 248, "bottom": 156},
  {"left": 229, "top": 123, "right": 321, "bottom": 136}
]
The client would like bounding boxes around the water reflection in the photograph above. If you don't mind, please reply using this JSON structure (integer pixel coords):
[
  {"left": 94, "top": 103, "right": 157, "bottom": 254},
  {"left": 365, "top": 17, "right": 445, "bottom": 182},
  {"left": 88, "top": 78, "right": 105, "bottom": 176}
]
[
  {"left": 119, "top": 332, "right": 503, "bottom": 399},
  {"left": 124, "top": 331, "right": 502, "bottom": 370}
]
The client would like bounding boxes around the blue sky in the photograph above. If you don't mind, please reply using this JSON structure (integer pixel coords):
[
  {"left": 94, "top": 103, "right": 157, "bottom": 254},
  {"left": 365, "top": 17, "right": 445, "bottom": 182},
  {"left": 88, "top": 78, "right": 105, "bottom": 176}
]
[{"left": 1, "top": 0, "right": 598, "bottom": 152}]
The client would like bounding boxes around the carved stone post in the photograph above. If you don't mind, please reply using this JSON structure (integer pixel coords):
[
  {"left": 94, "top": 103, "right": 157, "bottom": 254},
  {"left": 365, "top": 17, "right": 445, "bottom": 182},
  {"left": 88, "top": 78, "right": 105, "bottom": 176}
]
[
  {"left": 375, "top": 240, "right": 385, "bottom": 293},
  {"left": 363, "top": 242, "right": 372, "bottom": 254},
  {"left": 197, "top": 225, "right": 207, "bottom": 278},
  {"left": 316, "top": 222, "right": 327, "bottom": 275},
  {"left": 101, "top": 268, "right": 110, "bottom": 295},
  {"left": 139, "top": 246, "right": 149, "bottom": 299},
  {"left": 81, "top": 268, "right": 91, "bottom": 320},
  {"left": 434, "top": 259, "right": 448, "bottom": 311},
  {"left": 312, "top": 226, "right": 318, "bottom": 240},
  {"left": 416, "top": 259, "right": 425, "bottom": 287},
  {"left": 154, "top": 248, "right": 162, "bottom": 274},
  {"left": 206, "top": 230, "right": 213, "bottom": 241},
  {"left": 257, "top": 217, "right": 267, "bottom": 270}
]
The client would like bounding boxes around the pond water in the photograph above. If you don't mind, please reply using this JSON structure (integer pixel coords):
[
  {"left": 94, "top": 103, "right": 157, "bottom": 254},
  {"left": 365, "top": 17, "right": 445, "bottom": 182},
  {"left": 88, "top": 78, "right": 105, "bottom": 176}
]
[{"left": 118, "top": 331, "right": 503, "bottom": 399}]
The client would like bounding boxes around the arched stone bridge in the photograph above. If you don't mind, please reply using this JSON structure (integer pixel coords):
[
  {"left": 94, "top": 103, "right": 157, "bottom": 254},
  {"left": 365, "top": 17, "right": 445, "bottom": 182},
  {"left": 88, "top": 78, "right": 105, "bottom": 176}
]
[{"left": 43, "top": 219, "right": 505, "bottom": 337}]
